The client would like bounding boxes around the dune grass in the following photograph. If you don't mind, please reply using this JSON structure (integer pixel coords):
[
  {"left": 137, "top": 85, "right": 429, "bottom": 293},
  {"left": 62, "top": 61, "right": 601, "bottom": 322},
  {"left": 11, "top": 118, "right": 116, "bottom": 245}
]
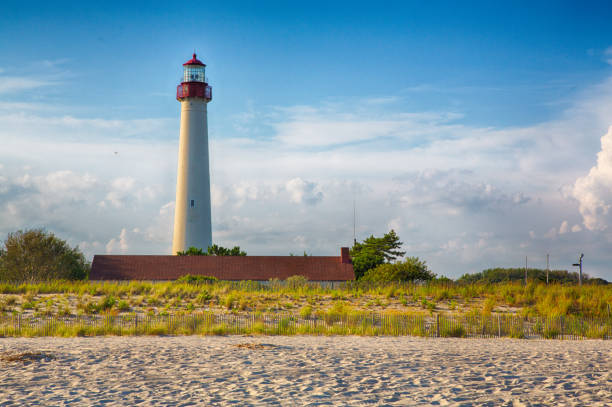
[
  {"left": 1, "top": 310, "right": 610, "bottom": 339},
  {"left": 0, "top": 280, "right": 610, "bottom": 340},
  {"left": 1, "top": 280, "right": 610, "bottom": 319}
]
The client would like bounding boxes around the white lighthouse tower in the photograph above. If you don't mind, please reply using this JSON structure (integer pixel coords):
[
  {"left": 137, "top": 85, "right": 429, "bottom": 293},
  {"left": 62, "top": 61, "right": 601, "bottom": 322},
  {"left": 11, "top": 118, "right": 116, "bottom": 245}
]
[{"left": 172, "top": 53, "right": 213, "bottom": 254}]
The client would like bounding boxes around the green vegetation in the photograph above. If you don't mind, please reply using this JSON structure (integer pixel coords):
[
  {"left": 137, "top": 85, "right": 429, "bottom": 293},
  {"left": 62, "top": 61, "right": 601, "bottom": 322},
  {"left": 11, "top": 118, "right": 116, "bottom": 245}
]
[
  {"left": 361, "top": 257, "right": 435, "bottom": 282},
  {"left": 0, "top": 279, "right": 609, "bottom": 319},
  {"left": 0, "top": 229, "right": 89, "bottom": 282},
  {"left": 0, "top": 278, "right": 609, "bottom": 337},
  {"left": 176, "top": 244, "right": 247, "bottom": 256},
  {"left": 350, "top": 230, "right": 406, "bottom": 279},
  {"left": 176, "top": 275, "right": 218, "bottom": 284},
  {"left": 0, "top": 311, "right": 609, "bottom": 338},
  {"left": 458, "top": 267, "right": 608, "bottom": 284}
]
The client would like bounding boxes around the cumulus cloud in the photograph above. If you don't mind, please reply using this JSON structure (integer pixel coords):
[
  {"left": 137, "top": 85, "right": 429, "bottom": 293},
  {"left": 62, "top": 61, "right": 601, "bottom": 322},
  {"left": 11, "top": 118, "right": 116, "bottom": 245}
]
[
  {"left": 4, "top": 61, "right": 612, "bottom": 279},
  {"left": 104, "top": 177, "right": 136, "bottom": 208},
  {"left": 105, "top": 228, "right": 130, "bottom": 253},
  {"left": 393, "top": 170, "right": 530, "bottom": 212},
  {"left": 571, "top": 126, "right": 612, "bottom": 231},
  {"left": 285, "top": 178, "right": 323, "bottom": 205}
]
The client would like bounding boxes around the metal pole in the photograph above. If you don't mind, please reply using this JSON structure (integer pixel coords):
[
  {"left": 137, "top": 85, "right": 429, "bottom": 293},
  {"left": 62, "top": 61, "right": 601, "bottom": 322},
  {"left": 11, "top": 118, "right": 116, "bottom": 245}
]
[
  {"left": 353, "top": 198, "right": 356, "bottom": 245},
  {"left": 572, "top": 254, "right": 584, "bottom": 286}
]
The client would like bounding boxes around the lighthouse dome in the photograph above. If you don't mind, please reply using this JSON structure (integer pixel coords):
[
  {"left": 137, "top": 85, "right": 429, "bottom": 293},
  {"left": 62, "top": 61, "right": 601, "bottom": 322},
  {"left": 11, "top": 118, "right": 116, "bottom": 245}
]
[
  {"left": 183, "top": 53, "right": 206, "bottom": 67},
  {"left": 183, "top": 53, "right": 206, "bottom": 83}
]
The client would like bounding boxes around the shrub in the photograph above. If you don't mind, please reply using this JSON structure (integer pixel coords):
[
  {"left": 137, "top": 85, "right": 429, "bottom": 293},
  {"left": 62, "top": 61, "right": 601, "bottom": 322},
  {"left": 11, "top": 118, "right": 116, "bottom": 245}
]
[
  {"left": 300, "top": 305, "right": 313, "bottom": 319},
  {"left": 116, "top": 300, "right": 130, "bottom": 312},
  {"left": 361, "top": 257, "right": 435, "bottom": 283},
  {"left": 176, "top": 275, "right": 218, "bottom": 284},
  {"left": 98, "top": 295, "right": 116, "bottom": 311},
  {"left": 196, "top": 290, "right": 212, "bottom": 304},
  {"left": 0, "top": 229, "right": 89, "bottom": 282},
  {"left": 285, "top": 275, "right": 309, "bottom": 289},
  {"left": 441, "top": 325, "right": 465, "bottom": 337}
]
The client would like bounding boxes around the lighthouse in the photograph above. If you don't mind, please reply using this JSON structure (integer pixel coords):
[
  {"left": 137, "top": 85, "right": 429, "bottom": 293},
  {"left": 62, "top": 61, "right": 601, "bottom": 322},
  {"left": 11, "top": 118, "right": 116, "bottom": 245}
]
[{"left": 172, "top": 53, "right": 213, "bottom": 255}]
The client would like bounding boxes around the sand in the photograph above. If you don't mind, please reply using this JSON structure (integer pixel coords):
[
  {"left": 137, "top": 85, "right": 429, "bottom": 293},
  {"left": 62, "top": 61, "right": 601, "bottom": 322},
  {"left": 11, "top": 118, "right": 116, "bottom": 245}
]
[{"left": 0, "top": 336, "right": 610, "bottom": 406}]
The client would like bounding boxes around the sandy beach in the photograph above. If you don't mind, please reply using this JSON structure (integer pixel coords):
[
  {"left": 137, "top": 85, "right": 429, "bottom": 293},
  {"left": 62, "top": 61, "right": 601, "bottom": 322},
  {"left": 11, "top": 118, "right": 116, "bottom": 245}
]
[{"left": 0, "top": 336, "right": 610, "bottom": 406}]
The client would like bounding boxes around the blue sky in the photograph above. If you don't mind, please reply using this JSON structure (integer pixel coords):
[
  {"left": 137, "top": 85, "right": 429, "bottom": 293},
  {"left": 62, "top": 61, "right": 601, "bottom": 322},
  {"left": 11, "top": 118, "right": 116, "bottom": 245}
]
[{"left": 2, "top": 1, "right": 612, "bottom": 279}]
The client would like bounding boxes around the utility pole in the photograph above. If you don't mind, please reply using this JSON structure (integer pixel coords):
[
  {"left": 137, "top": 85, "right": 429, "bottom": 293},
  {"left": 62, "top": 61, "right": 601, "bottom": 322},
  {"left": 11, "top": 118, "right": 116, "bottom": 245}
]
[
  {"left": 546, "top": 254, "right": 549, "bottom": 285},
  {"left": 353, "top": 198, "right": 356, "bottom": 245},
  {"left": 572, "top": 254, "right": 584, "bottom": 286}
]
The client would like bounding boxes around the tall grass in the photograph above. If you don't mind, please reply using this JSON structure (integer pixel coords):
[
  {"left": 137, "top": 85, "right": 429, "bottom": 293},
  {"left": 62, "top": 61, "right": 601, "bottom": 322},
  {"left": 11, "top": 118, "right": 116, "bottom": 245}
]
[
  {"left": 0, "top": 280, "right": 610, "bottom": 318},
  {"left": 1, "top": 312, "right": 610, "bottom": 339}
]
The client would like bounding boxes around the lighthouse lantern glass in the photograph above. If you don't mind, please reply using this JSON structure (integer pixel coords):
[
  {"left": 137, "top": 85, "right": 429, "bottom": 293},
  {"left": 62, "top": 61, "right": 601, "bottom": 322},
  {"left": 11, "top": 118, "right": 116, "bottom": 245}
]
[{"left": 184, "top": 65, "right": 205, "bottom": 83}]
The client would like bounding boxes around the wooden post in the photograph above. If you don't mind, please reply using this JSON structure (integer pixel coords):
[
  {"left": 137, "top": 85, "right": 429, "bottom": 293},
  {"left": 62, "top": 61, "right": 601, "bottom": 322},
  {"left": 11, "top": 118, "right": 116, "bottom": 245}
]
[
  {"left": 436, "top": 314, "right": 440, "bottom": 337},
  {"left": 525, "top": 256, "right": 528, "bottom": 285},
  {"left": 497, "top": 314, "right": 501, "bottom": 337},
  {"left": 546, "top": 254, "right": 549, "bottom": 285}
]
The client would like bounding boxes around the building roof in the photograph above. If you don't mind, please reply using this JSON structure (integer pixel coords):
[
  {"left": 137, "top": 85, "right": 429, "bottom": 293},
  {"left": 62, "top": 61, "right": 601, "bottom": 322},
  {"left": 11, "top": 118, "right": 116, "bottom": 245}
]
[
  {"left": 183, "top": 53, "right": 206, "bottom": 67},
  {"left": 90, "top": 254, "right": 355, "bottom": 281}
]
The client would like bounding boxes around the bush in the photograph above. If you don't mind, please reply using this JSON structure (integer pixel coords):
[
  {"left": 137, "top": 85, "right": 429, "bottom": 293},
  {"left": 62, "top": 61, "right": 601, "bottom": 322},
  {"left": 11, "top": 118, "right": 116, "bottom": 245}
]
[
  {"left": 457, "top": 268, "right": 608, "bottom": 284},
  {"left": 0, "top": 229, "right": 89, "bottom": 282},
  {"left": 361, "top": 257, "right": 435, "bottom": 283},
  {"left": 285, "top": 275, "right": 309, "bottom": 289},
  {"left": 299, "top": 305, "right": 313, "bottom": 319},
  {"left": 176, "top": 274, "right": 218, "bottom": 284},
  {"left": 441, "top": 325, "right": 465, "bottom": 338}
]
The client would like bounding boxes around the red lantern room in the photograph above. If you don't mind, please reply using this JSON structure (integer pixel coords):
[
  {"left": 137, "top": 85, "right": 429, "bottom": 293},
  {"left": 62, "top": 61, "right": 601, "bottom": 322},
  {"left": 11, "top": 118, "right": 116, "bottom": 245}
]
[{"left": 177, "top": 53, "right": 212, "bottom": 102}]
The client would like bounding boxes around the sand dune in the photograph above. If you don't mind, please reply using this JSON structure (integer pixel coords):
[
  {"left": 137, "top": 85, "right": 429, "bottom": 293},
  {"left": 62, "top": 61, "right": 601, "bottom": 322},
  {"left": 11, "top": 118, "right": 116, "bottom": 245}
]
[{"left": 1, "top": 336, "right": 610, "bottom": 406}]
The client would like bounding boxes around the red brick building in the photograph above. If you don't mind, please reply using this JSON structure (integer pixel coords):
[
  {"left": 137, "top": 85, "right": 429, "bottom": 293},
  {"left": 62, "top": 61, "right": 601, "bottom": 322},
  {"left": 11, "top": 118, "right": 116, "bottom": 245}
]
[{"left": 90, "top": 247, "right": 354, "bottom": 281}]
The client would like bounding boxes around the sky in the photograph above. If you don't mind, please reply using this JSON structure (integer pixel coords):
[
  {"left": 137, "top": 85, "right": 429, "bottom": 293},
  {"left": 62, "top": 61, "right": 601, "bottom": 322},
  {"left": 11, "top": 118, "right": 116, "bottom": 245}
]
[{"left": 1, "top": 1, "right": 612, "bottom": 279}]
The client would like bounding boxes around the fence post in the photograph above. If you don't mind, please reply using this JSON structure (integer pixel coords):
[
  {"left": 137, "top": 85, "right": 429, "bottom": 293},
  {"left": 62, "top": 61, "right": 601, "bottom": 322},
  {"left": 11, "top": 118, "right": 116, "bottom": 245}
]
[
  {"left": 497, "top": 314, "right": 501, "bottom": 337},
  {"left": 436, "top": 314, "right": 440, "bottom": 337},
  {"left": 560, "top": 316, "right": 564, "bottom": 339}
]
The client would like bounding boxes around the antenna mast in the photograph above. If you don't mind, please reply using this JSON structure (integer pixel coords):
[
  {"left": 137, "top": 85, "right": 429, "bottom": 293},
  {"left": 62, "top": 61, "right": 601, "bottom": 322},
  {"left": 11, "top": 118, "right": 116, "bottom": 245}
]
[{"left": 353, "top": 198, "right": 356, "bottom": 245}]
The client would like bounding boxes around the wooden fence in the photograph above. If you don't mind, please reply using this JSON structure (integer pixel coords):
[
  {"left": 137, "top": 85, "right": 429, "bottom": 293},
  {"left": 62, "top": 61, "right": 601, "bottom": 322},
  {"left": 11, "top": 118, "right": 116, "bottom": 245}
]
[{"left": 0, "top": 313, "right": 610, "bottom": 338}]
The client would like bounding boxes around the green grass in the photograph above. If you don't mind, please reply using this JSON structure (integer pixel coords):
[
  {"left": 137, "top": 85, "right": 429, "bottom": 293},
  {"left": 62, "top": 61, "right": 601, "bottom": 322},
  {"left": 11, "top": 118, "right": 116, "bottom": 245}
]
[
  {"left": 0, "top": 280, "right": 610, "bottom": 322},
  {"left": 1, "top": 312, "right": 609, "bottom": 338}
]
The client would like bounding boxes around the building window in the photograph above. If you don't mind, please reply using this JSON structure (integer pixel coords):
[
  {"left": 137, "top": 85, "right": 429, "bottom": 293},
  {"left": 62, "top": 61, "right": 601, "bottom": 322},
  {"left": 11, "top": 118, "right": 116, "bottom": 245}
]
[{"left": 190, "top": 200, "right": 195, "bottom": 208}]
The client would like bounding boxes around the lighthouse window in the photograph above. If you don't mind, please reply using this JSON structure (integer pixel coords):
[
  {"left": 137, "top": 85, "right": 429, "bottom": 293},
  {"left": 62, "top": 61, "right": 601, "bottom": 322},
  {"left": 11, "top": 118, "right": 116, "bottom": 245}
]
[
  {"left": 183, "top": 66, "right": 205, "bottom": 83},
  {"left": 190, "top": 200, "right": 195, "bottom": 208}
]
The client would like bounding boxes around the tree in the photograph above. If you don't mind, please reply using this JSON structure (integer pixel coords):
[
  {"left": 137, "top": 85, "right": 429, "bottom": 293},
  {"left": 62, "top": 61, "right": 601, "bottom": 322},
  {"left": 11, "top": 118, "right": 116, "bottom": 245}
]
[
  {"left": 350, "top": 230, "right": 406, "bottom": 279},
  {"left": 177, "top": 244, "right": 247, "bottom": 256},
  {"left": 457, "top": 267, "right": 607, "bottom": 285},
  {"left": 361, "top": 257, "right": 435, "bottom": 283},
  {"left": 0, "top": 229, "right": 89, "bottom": 282}
]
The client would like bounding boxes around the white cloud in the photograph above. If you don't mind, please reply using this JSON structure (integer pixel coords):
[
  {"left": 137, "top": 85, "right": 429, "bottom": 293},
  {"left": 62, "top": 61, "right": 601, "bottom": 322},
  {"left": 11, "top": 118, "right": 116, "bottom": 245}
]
[
  {"left": 544, "top": 228, "right": 557, "bottom": 239},
  {"left": 106, "top": 228, "right": 129, "bottom": 253},
  {"left": 211, "top": 184, "right": 228, "bottom": 208},
  {"left": 571, "top": 126, "right": 612, "bottom": 231},
  {"left": 0, "top": 76, "right": 54, "bottom": 94},
  {"left": 285, "top": 178, "right": 323, "bottom": 205},
  {"left": 3, "top": 63, "right": 612, "bottom": 279}
]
